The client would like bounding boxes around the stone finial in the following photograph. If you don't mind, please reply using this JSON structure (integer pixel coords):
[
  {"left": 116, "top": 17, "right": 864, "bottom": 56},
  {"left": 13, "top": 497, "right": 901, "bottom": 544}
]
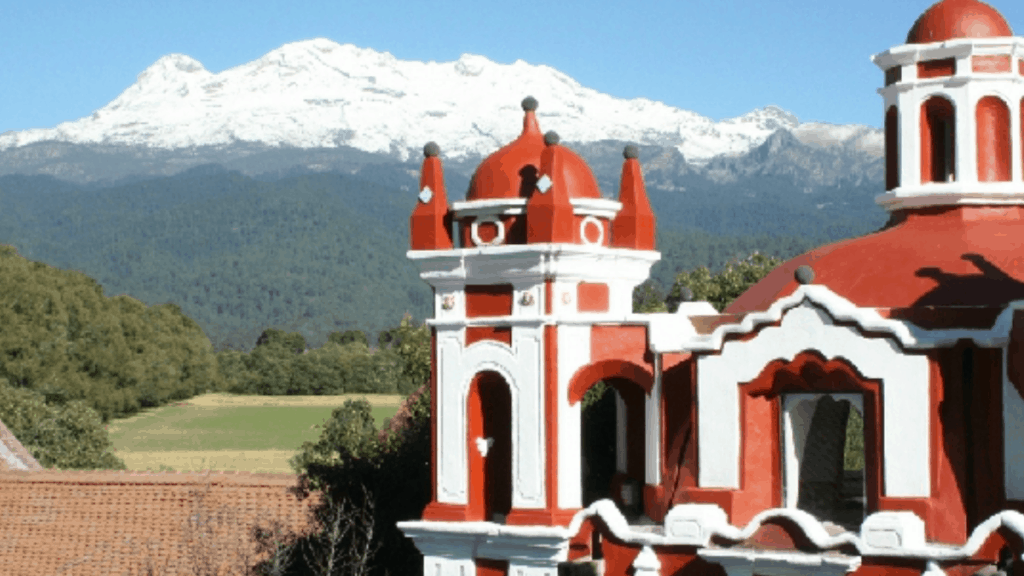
[
  {"left": 544, "top": 131, "right": 560, "bottom": 146},
  {"left": 423, "top": 141, "right": 440, "bottom": 158},
  {"left": 624, "top": 144, "right": 640, "bottom": 159},
  {"left": 521, "top": 96, "right": 539, "bottom": 111},
  {"left": 795, "top": 265, "right": 815, "bottom": 285}
]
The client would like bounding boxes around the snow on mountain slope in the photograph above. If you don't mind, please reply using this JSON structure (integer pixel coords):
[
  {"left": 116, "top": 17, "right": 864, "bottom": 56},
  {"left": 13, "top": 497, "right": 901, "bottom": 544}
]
[{"left": 0, "top": 38, "right": 881, "bottom": 164}]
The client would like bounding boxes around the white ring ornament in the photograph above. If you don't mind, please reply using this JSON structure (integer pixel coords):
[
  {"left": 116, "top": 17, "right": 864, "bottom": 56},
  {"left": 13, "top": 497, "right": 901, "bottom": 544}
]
[
  {"left": 580, "top": 215, "right": 604, "bottom": 245},
  {"left": 470, "top": 216, "right": 505, "bottom": 246}
]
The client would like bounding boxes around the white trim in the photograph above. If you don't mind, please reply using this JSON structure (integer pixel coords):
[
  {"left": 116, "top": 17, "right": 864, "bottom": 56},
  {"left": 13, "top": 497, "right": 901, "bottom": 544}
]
[
  {"left": 571, "top": 198, "right": 622, "bottom": 218},
  {"left": 557, "top": 324, "right": 590, "bottom": 510},
  {"left": 470, "top": 215, "right": 505, "bottom": 247},
  {"left": 453, "top": 198, "right": 527, "bottom": 218},
  {"left": 648, "top": 285, "right": 1023, "bottom": 353},
  {"left": 399, "top": 504, "right": 1024, "bottom": 563},
  {"left": 645, "top": 355, "right": 662, "bottom": 485},
  {"left": 696, "top": 303, "right": 931, "bottom": 497},
  {"left": 579, "top": 216, "right": 604, "bottom": 246}
]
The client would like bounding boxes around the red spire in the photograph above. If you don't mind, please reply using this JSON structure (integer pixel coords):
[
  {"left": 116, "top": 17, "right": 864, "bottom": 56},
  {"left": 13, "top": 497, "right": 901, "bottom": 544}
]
[
  {"left": 526, "top": 131, "right": 575, "bottom": 243},
  {"left": 410, "top": 142, "right": 453, "bottom": 250},
  {"left": 612, "top": 145, "right": 655, "bottom": 250}
]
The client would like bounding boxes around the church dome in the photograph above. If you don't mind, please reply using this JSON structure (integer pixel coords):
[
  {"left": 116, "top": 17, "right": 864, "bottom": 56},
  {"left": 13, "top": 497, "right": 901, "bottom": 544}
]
[
  {"left": 727, "top": 207, "right": 1024, "bottom": 313},
  {"left": 906, "top": 0, "right": 1012, "bottom": 44},
  {"left": 465, "top": 97, "right": 601, "bottom": 201}
]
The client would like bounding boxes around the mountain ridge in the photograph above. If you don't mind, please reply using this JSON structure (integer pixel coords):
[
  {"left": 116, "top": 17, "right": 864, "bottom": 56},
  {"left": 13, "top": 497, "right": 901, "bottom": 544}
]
[{"left": 0, "top": 38, "right": 882, "bottom": 166}]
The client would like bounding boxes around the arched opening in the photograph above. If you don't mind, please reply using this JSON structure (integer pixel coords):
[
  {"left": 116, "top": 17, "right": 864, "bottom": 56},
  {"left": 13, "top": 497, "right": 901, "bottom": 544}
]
[
  {"left": 466, "top": 371, "right": 513, "bottom": 522},
  {"left": 580, "top": 379, "right": 647, "bottom": 517},
  {"left": 921, "top": 96, "right": 956, "bottom": 183},
  {"left": 886, "top": 105, "right": 899, "bottom": 190},
  {"left": 977, "top": 96, "right": 1012, "bottom": 182},
  {"left": 782, "top": 393, "right": 865, "bottom": 532}
]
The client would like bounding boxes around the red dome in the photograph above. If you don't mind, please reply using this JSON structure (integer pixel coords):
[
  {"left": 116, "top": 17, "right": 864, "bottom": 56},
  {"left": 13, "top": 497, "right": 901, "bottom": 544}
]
[
  {"left": 466, "top": 100, "right": 601, "bottom": 201},
  {"left": 906, "top": 0, "right": 1012, "bottom": 44},
  {"left": 727, "top": 206, "right": 1024, "bottom": 313}
]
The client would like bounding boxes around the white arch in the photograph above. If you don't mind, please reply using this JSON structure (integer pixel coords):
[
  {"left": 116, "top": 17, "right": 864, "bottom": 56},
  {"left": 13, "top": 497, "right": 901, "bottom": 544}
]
[{"left": 697, "top": 303, "right": 930, "bottom": 498}]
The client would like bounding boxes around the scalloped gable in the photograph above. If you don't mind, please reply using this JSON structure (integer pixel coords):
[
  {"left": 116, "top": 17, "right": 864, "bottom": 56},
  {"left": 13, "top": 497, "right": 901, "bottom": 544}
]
[{"left": 649, "top": 284, "right": 1024, "bottom": 353}]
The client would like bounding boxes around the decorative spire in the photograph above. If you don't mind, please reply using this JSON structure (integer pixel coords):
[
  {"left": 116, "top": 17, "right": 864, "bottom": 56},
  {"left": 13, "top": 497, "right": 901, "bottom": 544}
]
[
  {"left": 410, "top": 141, "right": 453, "bottom": 250},
  {"left": 521, "top": 96, "right": 541, "bottom": 137},
  {"left": 611, "top": 144, "right": 655, "bottom": 250},
  {"left": 526, "top": 131, "right": 575, "bottom": 243}
]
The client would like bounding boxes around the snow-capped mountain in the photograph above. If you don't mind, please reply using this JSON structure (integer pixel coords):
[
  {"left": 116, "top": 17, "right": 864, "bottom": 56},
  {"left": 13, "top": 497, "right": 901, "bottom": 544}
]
[{"left": 0, "top": 39, "right": 880, "bottom": 165}]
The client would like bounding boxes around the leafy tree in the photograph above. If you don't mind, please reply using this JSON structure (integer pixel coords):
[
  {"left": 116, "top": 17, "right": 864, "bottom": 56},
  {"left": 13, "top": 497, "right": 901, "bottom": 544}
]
[
  {"left": 291, "top": 390, "right": 430, "bottom": 576},
  {"left": 632, "top": 280, "right": 667, "bottom": 313},
  {"left": 0, "top": 380, "right": 125, "bottom": 470},
  {"left": 329, "top": 330, "right": 369, "bottom": 347},
  {"left": 666, "top": 252, "right": 783, "bottom": 312}
]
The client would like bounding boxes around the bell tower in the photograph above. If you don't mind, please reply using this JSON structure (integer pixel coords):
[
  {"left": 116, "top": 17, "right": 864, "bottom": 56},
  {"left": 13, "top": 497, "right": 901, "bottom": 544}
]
[
  {"left": 405, "top": 97, "right": 661, "bottom": 532},
  {"left": 873, "top": 0, "right": 1024, "bottom": 211}
]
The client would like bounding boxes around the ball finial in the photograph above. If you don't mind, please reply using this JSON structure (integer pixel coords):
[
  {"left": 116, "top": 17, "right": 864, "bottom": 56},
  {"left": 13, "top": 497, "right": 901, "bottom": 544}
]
[
  {"left": 795, "top": 265, "right": 815, "bottom": 285},
  {"left": 544, "top": 131, "right": 560, "bottom": 146},
  {"left": 521, "top": 96, "right": 539, "bottom": 111},
  {"left": 423, "top": 142, "right": 440, "bottom": 158}
]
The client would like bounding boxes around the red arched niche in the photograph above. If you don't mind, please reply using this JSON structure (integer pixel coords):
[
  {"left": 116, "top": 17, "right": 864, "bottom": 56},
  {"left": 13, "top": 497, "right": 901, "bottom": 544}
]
[
  {"left": 977, "top": 96, "right": 1012, "bottom": 182},
  {"left": 734, "top": 351, "right": 883, "bottom": 527},
  {"left": 921, "top": 96, "right": 957, "bottom": 184},
  {"left": 886, "top": 106, "right": 900, "bottom": 191},
  {"left": 466, "top": 371, "right": 513, "bottom": 522},
  {"left": 569, "top": 360, "right": 654, "bottom": 515}
]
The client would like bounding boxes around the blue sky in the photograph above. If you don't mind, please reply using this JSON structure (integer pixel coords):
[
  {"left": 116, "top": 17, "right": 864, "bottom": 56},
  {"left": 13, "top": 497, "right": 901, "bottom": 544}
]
[{"left": 2, "top": 0, "right": 1022, "bottom": 134}]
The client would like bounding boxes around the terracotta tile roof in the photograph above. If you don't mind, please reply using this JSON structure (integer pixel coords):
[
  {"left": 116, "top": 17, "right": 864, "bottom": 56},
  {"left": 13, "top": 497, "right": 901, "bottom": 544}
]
[
  {"left": 0, "top": 469, "right": 321, "bottom": 576},
  {"left": 0, "top": 418, "right": 43, "bottom": 471}
]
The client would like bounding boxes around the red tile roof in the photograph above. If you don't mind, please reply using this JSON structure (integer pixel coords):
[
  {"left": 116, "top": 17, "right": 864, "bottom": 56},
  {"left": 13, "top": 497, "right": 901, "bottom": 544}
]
[{"left": 0, "top": 469, "right": 321, "bottom": 576}]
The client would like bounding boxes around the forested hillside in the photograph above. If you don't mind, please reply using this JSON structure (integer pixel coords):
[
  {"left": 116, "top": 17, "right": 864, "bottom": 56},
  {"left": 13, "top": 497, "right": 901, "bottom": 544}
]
[{"left": 0, "top": 158, "right": 886, "bottom": 351}]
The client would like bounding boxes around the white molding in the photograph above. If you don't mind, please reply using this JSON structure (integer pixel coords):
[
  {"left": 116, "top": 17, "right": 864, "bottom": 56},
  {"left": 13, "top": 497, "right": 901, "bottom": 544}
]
[
  {"left": 399, "top": 505, "right": 1024, "bottom": 564},
  {"left": 579, "top": 215, "right": 604, "bottom": 246},
  {"left": 648, "top": 285, "right": 1023, "bottom": 353},
  {"left": 470, "top": 215, "right": 506, "bottom": 247},
  {"left": 696, "top": 302, "right": 931, "bottom": 497},
  {"left": 557, "top": 324, "right": 590, "bottom": 510},
  {"left": 645, "top": 354, "right": 662, "bottom": 485},
  {"left": 450, "top": 198, "right": 622, "bottom": 220},
  {"left": 570, "top": 198, "right": 622, "bottom": 218}
]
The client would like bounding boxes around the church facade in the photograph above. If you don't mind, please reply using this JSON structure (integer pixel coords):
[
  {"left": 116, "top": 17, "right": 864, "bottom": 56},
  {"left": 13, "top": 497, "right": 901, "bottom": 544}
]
[{"left": 399, "top": 1, "right": 1024, "bottom": 574}]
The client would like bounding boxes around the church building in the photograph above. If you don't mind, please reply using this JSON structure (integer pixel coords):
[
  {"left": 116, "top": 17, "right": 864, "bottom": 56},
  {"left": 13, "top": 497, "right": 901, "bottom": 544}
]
[{"left": 399, "top": 1, "right": 1024, "bottom": 574}]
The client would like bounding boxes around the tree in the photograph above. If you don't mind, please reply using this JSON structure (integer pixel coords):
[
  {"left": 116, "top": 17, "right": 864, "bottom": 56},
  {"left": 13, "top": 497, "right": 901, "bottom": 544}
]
[
  {"left": 666, "top": 252, "right": 783, "bottom": 312},
  {"left": 0, "top": 380, "right": 125, "bottom": 470},
  {"left": 328, "top": 330, "right": 368, "bottom": 347}
]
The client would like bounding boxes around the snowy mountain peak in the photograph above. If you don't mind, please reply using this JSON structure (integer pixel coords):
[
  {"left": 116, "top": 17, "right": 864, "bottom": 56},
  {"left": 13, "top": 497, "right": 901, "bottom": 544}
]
[{"left": 0, "top": 41, "right": 881, "bottom": 162}]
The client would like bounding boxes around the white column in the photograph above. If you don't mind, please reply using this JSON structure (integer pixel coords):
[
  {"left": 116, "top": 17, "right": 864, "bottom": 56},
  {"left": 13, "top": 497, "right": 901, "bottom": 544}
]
[
  {"left": 645, "top": 355, "right": 662, "bottom": 485},
  {"left": 898, "top": 87, "right": 920, "bottom": 188},
  {"left": 956, "top": 86, "right": 977, "bottom": 184},
  {"left": 615, "top": 388, "right": 627, "bottom": 474},
  {"left": 437, "top": 330, "right": 467, "bottom": 504},
  {"left": 557, "top": 324, "right": 590, "bottom": 510}
]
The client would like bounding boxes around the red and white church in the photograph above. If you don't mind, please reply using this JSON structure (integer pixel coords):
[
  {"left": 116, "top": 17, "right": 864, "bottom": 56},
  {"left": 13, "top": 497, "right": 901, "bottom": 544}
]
[{"left": 399, "top": 1, "right": 1024, "bottom": 574}]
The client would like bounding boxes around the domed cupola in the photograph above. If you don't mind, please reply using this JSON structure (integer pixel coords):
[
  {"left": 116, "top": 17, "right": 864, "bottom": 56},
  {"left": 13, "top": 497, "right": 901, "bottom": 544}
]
[
  {"left": 729, "top": 0, "right": 1024, "bottom": 313},
  {"left": 440, "top": 97, "right": 628, "bottom": 248},
  {"left": 907, "top": 0, "right": 1013, "bottom": 44},
  {"left": 872, "top": 0, "right": 1024, "bottom": 212}
]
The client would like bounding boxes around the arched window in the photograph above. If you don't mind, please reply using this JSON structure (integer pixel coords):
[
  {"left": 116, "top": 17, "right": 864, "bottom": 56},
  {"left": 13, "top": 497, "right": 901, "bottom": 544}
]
[
  {"left": 921, "top": 96, "right": 956, "bottom": 183},
  {"left": 885, "top": 106, "right": 899, "bottom": 190},
  {"left": 466, "top": 371, "right": 512, "bottom": 522},
  {"left": 976, "top": 96, "right": 1011, "bottom": 182}
]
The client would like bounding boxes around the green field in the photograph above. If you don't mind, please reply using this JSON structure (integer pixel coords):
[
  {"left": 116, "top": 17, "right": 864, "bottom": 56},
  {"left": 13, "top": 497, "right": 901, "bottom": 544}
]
[{"left": 107, "top": 393, "right": 403, "bottom": 473}]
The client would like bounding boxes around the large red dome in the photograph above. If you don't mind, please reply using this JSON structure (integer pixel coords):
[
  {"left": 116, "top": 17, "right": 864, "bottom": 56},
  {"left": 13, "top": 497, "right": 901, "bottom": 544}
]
[
  {"left": 727, "top": 206, "right": 1024, "bottom": 313},
  {"left": 906, "top": 0, "right": 1012, "bottom": 44},
  {"left": 465, "top": 98, "right": 601, "bottom": 201}
]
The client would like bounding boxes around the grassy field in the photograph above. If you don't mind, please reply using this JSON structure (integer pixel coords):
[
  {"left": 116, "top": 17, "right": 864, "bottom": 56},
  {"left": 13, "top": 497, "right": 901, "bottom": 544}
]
[{"left": 107, "top": 393, "right": 404, "bottom": 473}]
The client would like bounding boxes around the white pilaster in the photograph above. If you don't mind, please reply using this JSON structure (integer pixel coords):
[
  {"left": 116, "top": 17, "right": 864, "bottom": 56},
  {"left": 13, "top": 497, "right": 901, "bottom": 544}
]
[{"left": 645, "top": 354, "right": 662, "bottom": 485}]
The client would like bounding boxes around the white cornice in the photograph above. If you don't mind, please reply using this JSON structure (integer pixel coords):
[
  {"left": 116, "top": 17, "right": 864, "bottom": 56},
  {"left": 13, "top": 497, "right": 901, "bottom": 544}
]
[
  {"left": 873, "top": 37, "right": 1024, "bottom": 69},
  {"left": 451, "top": 198, "right": 623, "bottom": 219},
  {"left": 648, "top": 284, "right": 1023, "bottom": 353},
  {"left": 876, "top": 185, "right": 1024, "bottom": 211}
]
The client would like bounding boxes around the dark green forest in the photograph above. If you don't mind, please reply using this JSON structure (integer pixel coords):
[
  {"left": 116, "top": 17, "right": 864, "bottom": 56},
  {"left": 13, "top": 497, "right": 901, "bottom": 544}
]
[{"left": 0, "top": 165, "right": 884, "bottom": 351}]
